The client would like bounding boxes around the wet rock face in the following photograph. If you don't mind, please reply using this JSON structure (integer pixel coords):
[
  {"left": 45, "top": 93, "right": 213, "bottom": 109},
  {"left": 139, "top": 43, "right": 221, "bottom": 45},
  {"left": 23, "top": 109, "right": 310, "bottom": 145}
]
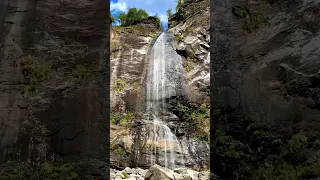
[
  {"left": 0, "top": 0, "right": 109, "bottom": 163},
  {"left": 168, "top": 0, "right": 210, "bottom": 104},
  {"left": 110, "top": 0, "right": 210, "bottom": 172},
  {"left": 212, "top": 0, "right": 320, "bottom": 177},
  {"left": 110, "top": 23, "right": 161, "bottom": 169}
]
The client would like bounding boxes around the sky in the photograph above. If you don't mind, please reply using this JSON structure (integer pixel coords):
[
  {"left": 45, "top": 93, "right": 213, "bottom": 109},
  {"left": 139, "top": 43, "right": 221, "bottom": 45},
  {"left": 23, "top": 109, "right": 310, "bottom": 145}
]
[{"left": 110, "top": 0, "right": 177, "bottom": 30}]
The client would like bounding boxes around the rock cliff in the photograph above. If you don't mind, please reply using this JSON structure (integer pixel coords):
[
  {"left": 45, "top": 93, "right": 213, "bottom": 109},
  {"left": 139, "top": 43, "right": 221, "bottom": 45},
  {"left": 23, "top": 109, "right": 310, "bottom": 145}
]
[
  {"left": 212, "top": 0, "right": 320, "bottom": 179},
  {"left": 0, "top": 0, "right": 109, "bottom": 178},
  {"left": 110, "top": 0, "right": 210, "bottom": 172}
]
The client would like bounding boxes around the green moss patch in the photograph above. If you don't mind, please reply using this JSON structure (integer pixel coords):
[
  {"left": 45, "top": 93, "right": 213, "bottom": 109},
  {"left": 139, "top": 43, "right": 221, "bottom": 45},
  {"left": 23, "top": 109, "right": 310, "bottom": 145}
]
[{"left": 20, "top": 55, "right": 51, "bottom": 97}]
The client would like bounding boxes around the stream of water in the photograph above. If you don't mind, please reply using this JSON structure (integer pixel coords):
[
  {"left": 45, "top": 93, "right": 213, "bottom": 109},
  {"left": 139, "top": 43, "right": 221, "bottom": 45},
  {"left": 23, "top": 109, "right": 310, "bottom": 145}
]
[{"left": 144, "top": 32, "right": 186, "bottom": 169}]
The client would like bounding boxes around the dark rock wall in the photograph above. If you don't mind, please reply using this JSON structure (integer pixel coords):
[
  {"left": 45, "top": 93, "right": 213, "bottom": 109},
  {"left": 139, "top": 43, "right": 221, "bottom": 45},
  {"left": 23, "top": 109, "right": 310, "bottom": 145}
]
[
  {"left": 0, "top": 0, "right": 109, "bottom": 163},
  {"left": 212, "top": 0, "right": 320, "bottom": 177},
  {"left": 212, "top": 0, "right": 320, "bottom": 139}
]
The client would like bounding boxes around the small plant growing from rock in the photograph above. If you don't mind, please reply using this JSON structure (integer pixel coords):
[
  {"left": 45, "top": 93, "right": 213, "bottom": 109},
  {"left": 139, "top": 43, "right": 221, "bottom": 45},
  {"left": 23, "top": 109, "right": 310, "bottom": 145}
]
[
  {"left": 175, "top": 34, "right": 182, "bottom": 42},
  {"left": 185, "top": 26, "right": 196, "bottom": 34},
  {"left": 151, "top": 34, "right": 159, "bottom": 39},
  {"left": 115, "top": 79, "right": 127, "bottom": 92},
  {"left": 131, "top": 82, "right": 139, "bottom": 89},
  {"left": 121, "top": 171, "right": 129, "bottom": 178},
  {"left": 73, "top": 65, "right": 89, "bottom": 80},
  {"left": 110, "top": 41, "right": 119, "bottom": 49},
  {"left": 173, "top": 102, "right": 209, "bottom": 141},
  {"left": 110, "top": 112, "right": 135, "bottom": 127},
  {"left": 184, "top": 57, "right": 195, "bottom": 72},
  {"left": 20, "top": 55, "right": 51, "bottom": 97}
]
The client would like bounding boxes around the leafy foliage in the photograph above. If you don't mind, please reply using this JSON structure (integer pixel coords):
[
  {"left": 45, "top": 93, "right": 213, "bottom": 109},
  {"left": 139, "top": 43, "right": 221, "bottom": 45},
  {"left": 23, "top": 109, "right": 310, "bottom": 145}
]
[
  {"left": 215, "top": 129, "right": 320, "bottom": 180},
  {"left": 40, "top": 163, "right": 79, "bottom": 180},
  {"left": 115, "top": 79, "right": 126, "bottom": 92},
  {"left": 113, "top": 8, "right": 162, "bottom": 29},
  {"left": 285, "top": 131, "right": 309, "bottom": 164},
  {"left": 121, "top": 171, "right": 129, "bottom": 178},
  {"left": 110, "top": 113, "right": 135, "bottom": 127},
  {"left": 116, "top": 8, "right": 148, "bottom": 26},
  {"left": 20, "top": 55, "right": 51, "bottom": 97},
  {"left": 111, "top": 141, "right": 127, "bottom": 155},
  {"left": 184, "top": 56, "right": 195, "bottom": 72},
  {"left": 166, "top": 9, "right": 172, "bottom": 17},
  {"left": 4, "top": 163, "right": 79, "bottom": 180},
  {"left": 173, "top": 102, "right": 209, "bottom": 141},
  {"left": 176, "top": 0, "right": 184, "bottom": 12}
]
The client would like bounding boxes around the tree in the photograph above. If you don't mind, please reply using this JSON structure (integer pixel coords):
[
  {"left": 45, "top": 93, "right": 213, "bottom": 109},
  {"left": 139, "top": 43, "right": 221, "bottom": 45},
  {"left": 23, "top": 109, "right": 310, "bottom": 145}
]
[
  {"left": 125, "top": 8, "right": 148, "bottom": 26},
  {"left": 176, "top": 0, "right": 183, "bottom": 12},
  {"left": 166, "top": 9, "right": 172, "bottom": 17},
  {"left": 118, "top": 13, "right": 127, "bottom": 26}
]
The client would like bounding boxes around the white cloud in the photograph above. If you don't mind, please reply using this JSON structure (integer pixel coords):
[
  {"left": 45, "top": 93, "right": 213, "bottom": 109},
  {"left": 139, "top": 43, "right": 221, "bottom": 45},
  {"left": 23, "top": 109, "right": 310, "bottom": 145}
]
[
  {"left": 159, "top": 14, "right": 168, "bottom": 23},
  {"left": 110, "top": 1, "right": 127, "bottom": 12},
  {"left": 111, "top": 0, "right": 176, "bottom": 27}
]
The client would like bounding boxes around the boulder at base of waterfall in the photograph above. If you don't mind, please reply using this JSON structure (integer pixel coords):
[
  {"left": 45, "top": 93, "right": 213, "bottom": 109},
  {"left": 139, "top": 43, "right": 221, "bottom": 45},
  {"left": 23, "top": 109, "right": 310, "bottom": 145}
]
[{"left": 145, "top": 164, "right": 175, "bottom": 180}]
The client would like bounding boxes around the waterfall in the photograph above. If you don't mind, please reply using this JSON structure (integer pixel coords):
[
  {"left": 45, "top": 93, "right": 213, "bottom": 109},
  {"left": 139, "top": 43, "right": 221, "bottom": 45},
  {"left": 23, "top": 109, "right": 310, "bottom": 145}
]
[{"left": 143, "top": 32, "right": 186, "bottom": 169}]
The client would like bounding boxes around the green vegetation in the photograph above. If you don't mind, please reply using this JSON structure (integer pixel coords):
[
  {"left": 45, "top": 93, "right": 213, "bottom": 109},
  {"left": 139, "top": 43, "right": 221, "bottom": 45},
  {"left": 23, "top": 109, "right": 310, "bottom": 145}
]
[
  {"left": 283, "top": 77, "right": 320, "bottom": 107},
  {"left": 199, "top": 86, "right": 210, "bottom": 95},
  {"left": 121, "top": 171, "right": 129, "bottom": 178},
  {"left": 120, "top": 8, "right": 148, "bottom": 26},
  {"left": 73, "top": 65, "right": 89, "bottom": 80},
  {"left": 113, "top": 8, "right": 162, "bottom": 28},
  {"left": 111, "top": 14, "right": 115, "bottom": 24},
  {"left": 115, "top": 79, "right": 126, "bottom": 92},
  {"left": 4, "top": 163, "right": 79, "bottom": 180},
  {"left": 215, "top": 128, "right": 320, "bottom": 180},
  {"left": 110, "top": 113, "right": 135, "bottom": 127},
  {"left": 186, "top": 46, "right": 195, "bottom": 58},
  {"left": 184, "top": 56, "right": 195, "bottom": 72},
  {"left": 40, "top": 163, "right": 79, "bottom": 180},
  {"left": 175, "top": 34, "right": 182, "bottom": 42},
  {"left": 131, "top": 82, "right": 139, "bottom": 89},
  {"left": 185, "top": 26, "right": 196, "bottom": 34},
  {"left": 176, "top": 0, "right": 184, "bottom": 12},
  {"left": 151, "top": 34, "right": 159, "bottom": 39},
  {"left": 166, "top": 9, "right": 172, "bottom": 17},
  {"left": 172, "top": 102, "right": 209, "bottom": 141},
  {"left": 20, "top": 55, "right": 51, "bottom": 97},
  {"left": 110, "top": 41, "right": 119, "bottom": 49},
  {"left": 111, "top": 141, "right": 127, "bottom": 155}
]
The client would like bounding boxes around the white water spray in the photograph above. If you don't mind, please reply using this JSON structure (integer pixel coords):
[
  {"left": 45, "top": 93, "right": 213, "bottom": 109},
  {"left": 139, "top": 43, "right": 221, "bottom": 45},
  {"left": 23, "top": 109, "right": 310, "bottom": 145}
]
[{"left": 145, "top": 32, "right": 186, "bottom": 169}]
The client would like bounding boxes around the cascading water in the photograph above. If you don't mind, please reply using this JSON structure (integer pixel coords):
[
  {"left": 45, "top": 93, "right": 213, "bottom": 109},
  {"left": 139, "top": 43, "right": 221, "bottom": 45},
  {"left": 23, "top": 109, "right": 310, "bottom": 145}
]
[{"left": 142, "top": 32, "right": 187, "bottom": 169}]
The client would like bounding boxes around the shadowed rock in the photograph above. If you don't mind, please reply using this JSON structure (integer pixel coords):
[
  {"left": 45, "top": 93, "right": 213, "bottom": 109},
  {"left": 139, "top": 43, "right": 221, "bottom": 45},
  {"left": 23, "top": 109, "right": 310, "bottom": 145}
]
[{"left": 0, "top": 0, "right": 109, "bottom": 164}]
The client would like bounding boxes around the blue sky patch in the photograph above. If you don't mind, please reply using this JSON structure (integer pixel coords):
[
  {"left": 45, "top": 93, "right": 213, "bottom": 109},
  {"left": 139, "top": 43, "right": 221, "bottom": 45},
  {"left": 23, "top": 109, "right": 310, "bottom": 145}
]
[{"left": 110, "top": 0, "right": 176, "bottom": 30}]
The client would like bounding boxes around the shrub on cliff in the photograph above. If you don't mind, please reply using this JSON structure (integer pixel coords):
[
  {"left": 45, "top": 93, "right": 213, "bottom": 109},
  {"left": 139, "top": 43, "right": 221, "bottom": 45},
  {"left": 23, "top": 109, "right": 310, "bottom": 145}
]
[
  {"left": 176, "top": 0, "right": 184, "bottom": 12},
  {"left": 117, "top": 8, "right": 148, "bottom": 26},
  {"left": 114, "top": 8, "right": 162, "bottom": 28}
]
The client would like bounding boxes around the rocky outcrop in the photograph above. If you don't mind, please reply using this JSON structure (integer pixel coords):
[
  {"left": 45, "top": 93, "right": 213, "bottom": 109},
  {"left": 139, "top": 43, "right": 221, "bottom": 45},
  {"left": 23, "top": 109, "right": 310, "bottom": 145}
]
[
  {"left": 110, "top": 0, "right": 210, "bottom": 172},
  {"left": 110, "top": 165, "right": 212, "bottom": 180},
  {"left": 110, "top": 19, "right": 161, "bottom": 168},
  {"left": 168, "top": 0, "right": 210, "bottom": 170},
  {"left": 0, "top": 0, "right": 109, "bottom": 165},
  {"left": 212, "top": 0, "right": 320, "bottom": 178},
  {"left": 168, "top": 0, "right": 210, "bottom": 104}
]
